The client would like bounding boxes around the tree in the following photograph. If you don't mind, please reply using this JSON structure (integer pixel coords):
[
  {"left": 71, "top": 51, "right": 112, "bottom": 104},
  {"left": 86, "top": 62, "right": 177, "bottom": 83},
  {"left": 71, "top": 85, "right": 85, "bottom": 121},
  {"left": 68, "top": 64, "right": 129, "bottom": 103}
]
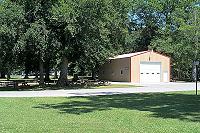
[
  {"left": 0, "top": 0, "right": 25, "bottom": 79},
  {"left": 19, "top": 20, "right": 49, "bottom": 85},
  {"left": 51, "top": 0, "right": 135, "bottom": 84},
  {"left": 150, "top": 0, "right": 200, "bottom": 80},
  {"left": 14, "top": 0, "right": 59, "bottom": 85}
]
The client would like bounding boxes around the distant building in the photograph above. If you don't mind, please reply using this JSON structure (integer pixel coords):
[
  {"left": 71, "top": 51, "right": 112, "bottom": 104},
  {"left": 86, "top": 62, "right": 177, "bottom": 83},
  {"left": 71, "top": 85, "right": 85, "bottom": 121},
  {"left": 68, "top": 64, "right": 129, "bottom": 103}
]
[{"left": 99, "top": 51, "right": 170, "bottom": 83}]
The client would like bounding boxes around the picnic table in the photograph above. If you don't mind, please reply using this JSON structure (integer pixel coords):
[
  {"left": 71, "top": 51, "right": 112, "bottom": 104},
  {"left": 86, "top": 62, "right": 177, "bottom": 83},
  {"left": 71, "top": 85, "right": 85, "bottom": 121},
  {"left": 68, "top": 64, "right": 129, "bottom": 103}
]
[
  {"left": 0, "top": 81, "right": 18, "bottom": 88},
  {"left": 0, "top": 79, "right": 34, "bottom": 88},
  {"left": 73, "top": 78, "right": 109, "bottom": 86}
]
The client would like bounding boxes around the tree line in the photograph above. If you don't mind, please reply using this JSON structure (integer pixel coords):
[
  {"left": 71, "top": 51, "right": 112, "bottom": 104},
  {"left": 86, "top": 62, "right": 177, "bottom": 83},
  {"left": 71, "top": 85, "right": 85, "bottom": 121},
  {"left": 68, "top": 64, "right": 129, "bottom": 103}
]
[{"left": 0, "top": 0, "right": 199, "bottom": 86}]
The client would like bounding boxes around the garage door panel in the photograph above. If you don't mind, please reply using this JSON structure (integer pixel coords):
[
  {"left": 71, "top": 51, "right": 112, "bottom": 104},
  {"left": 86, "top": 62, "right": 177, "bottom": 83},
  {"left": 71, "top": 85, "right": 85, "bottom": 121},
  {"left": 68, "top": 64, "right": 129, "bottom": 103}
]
[{"left": 140, "top": 62, "right": 161, "bottom": 83}]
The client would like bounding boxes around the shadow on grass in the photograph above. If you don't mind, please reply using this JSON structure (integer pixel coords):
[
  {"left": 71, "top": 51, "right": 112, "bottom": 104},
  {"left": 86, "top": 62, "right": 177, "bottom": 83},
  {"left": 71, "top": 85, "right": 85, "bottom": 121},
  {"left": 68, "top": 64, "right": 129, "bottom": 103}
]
[
  {"left": 0, "top": 84, "right": 138, "bottom": 91},
  {"left": 0, "top": 85, "right": 40, "bottom": 91},
  {"left": 0, "top": 85, "right": 91, "bottom": 91},
  {"left": 0, "top": 87, "right": 19, "bottom": 91},
  {"left": 34, "top": 92, "right": 200, "bottom": 122}
]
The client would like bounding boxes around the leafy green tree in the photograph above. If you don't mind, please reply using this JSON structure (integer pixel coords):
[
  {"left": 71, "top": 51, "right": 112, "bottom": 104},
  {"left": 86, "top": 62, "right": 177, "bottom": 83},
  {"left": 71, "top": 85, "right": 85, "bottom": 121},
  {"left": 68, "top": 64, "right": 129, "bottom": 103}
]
[
  {"left": 18, "top": 20, "right": 49, "bottom": 84},
  {"left": 0, "top": 0, "right": 25, "bottom": 79},
  {"left": 14, "top": 0, "right": 59, "bottom": 84},
  {"left": 76, "top": 0, "right": 135, "bottom": 78},
  {"left": 150, "top": 1, "right": 200, "bottom": 80},
  {"left": 51, "top": 0, "right": 134, "bottom": 85}
]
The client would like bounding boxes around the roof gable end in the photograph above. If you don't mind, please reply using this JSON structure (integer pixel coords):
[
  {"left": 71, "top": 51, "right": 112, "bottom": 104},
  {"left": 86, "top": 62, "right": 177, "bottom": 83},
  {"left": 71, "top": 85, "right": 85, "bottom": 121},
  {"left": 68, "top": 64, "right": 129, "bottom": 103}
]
[
  {"left": 109, "top": 50, "right": 169, "bottom": 60},
  {"left": 110, "top": 51, "right": 149, "bottom": 59}
]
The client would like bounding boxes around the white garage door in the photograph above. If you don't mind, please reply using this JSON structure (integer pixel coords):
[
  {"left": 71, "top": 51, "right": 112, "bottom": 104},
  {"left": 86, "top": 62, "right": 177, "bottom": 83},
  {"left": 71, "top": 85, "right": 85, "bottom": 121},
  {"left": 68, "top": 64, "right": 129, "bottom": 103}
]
[{"left": 140, "top": 62, "right": 161, "bottom": 83}]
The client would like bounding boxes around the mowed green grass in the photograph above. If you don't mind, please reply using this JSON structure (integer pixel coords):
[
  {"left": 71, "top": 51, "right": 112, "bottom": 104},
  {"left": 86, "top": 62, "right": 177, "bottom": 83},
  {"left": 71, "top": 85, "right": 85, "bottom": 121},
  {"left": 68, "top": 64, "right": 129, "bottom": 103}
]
[{"left": 0, "top": 91, "right": 200, "bottom": 133}]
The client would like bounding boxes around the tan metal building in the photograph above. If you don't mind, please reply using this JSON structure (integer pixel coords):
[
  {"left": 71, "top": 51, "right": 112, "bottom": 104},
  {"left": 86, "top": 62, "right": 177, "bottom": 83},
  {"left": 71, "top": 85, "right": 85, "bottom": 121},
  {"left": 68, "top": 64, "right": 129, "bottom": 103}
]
[{"left": 99, "top": 51, "right": 170, "bottom": 83}]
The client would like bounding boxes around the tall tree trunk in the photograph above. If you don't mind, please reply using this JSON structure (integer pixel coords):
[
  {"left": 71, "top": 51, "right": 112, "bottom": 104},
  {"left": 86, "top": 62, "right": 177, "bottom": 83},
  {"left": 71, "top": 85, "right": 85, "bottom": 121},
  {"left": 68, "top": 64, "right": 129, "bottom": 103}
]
[
  {"left": 178, "top": 66, "right": 181, "bottom": 81},
  {"left": 39, "top": 59, "right": 44, "bottom": 86},
  {"left": 57, "top": 56, "right": 69, "bottom": 86},
  {"left": 24, "top": 68, "right": 29, "bottom": 79},
  {"left": 24, "top": 60, "right": 29, "bottom": 79},
  {"left": 44, "top": 61, "right": 50, "bottom": 82},
  {"left": 0, "top": 71, "right": 6, "bottom": 78},
  {"left": 92, "top": 69, "right": 96, "bottom": 80},
  {"left": 35, "top": 71, "right": 38, "bottom": 80},
  {"left": 7, "top": 71, "right": 11, "bottom": 80},
  {"left": 54, "top": 69, "right": 58, "bottom": 79}
]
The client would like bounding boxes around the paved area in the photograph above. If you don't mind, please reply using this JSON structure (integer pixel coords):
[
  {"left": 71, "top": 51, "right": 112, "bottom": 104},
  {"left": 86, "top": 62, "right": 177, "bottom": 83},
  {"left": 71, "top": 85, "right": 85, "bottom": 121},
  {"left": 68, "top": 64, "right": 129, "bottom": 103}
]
[{"left": 0, "top": 82, "right": 199, "bottom": 97}]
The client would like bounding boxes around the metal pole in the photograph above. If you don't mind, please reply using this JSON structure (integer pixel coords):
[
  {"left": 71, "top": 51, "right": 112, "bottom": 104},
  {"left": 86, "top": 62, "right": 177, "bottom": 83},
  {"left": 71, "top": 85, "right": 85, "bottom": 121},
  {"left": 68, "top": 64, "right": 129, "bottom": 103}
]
[
  {"left": 196, "top": 65, "right": 198, "bottom": 95},
  {"left": 194, "top": 7, "right": 198, "bottom": 95},
  {"left": 195, "top": 8, "right": 198, "bottom": 60}
]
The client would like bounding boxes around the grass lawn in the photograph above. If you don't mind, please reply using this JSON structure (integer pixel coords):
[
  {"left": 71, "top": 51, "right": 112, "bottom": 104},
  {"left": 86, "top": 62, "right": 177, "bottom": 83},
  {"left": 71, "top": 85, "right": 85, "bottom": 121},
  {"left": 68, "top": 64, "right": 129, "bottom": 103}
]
[{"left": 0, "top": 91, "right": 200, "bottom": 133}]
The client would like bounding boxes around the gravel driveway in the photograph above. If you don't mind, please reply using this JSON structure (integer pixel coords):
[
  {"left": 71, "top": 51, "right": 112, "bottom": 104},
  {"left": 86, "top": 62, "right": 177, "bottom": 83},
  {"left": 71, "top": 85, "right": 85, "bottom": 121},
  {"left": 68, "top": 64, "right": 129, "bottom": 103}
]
[{"left": 0, "top": 82, "right": 199, "bottom": 97}]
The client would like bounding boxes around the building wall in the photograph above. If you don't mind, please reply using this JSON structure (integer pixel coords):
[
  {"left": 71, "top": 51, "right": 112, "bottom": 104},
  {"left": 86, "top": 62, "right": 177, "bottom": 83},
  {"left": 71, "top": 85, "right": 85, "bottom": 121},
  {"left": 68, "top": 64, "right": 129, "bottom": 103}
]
[
  {"left": 130, "top": 52, "right": 170, "bottom": 82},
  {"left": 99, "top": 57, "right": 131, "bottom": 82}
]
